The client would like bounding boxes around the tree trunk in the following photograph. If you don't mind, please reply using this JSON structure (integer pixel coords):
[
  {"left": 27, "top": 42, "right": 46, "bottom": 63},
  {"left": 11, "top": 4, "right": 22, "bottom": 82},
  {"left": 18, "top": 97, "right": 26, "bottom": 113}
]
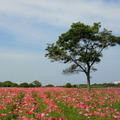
[{"left": 86, "top": 72, "right": 91, "bottom": 91}]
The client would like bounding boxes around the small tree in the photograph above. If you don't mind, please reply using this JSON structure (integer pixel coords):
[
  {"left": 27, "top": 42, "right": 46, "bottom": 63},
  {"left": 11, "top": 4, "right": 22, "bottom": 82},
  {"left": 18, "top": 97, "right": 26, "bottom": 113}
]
[
  {"left": 65, "top": 83, "right": 72, "bottom": 88},
  {"left": 45, "top": 22, "right": 120, "bottom": 90},
  {"left": 19, "top": 82, "right": 29, "bottom": 87},
  {"left": 32, "top": 80, "right": 42, "bottom": 87}
]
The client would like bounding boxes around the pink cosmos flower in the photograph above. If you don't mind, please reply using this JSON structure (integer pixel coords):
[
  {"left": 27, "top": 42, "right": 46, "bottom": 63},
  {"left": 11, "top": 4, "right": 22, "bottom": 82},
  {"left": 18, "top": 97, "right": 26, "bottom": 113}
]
[
  {"left": 0, "top": 114, "right": 6, "bottom": 117},
  {"left": 26, "top": 110, "right": 34, "bottom": 114},
  {"left": 36, "top": 113, "right": 48, "bottom": 119},
  {"left": 116, "top": 112, "right": 120, "bottom": 115},
  {"left": 93, "top": 111, "right": 99, "bottom": 116},
  {"left": 113, "top": 115, "right": 120, "bottom": 119},
  {"left": 19, "top": 116, "right": 28, "bottom": 120},
  {"left": 100, "top": 114, "right": 106, "bottom": 118},
  {"left": 79, "top": 112, "right": 82, "bottom": 114}
]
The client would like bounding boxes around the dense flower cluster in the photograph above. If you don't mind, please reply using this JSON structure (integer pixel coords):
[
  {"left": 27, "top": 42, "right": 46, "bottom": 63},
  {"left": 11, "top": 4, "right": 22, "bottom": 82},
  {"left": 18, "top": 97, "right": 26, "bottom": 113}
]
[{"left": 0, "top": 87, "right": 120, "bottom": 120}]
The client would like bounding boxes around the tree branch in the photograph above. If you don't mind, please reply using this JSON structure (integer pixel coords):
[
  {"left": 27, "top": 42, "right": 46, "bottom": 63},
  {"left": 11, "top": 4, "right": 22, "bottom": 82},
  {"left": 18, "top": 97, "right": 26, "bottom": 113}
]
[
  {"left": 69, "top": 56, "right": 86, "bottom": 73},
  {"left": 90, "top": 45, "right": 105, "bottom": 67}
]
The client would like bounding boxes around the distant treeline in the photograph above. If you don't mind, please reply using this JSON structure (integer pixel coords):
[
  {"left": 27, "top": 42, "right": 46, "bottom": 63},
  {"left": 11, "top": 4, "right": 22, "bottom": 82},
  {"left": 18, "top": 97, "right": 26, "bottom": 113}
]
[
  {"left": 64, "top": 83, "right": 120, "bottom": 88},
  {"left": 0, "top": 81, "right": 120, "bottom": 88},
  {"left": 0, "top": 80, "right": 42, "bottom": 87}
]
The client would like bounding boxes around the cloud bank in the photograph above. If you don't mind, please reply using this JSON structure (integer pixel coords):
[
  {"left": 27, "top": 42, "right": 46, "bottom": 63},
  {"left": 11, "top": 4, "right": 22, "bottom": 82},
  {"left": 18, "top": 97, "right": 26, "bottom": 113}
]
[
  {"left": 0, "top": 0, "right": 120, "bottom": 85},
  {"left": 0, "top": 0, "right": 120, "bottom": 44}
]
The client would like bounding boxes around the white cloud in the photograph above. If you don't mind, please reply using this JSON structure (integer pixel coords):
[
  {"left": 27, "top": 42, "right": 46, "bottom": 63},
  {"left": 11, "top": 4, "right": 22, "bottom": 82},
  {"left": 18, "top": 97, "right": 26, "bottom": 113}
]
[{"left": 0, "top": 0, "right": 120, "bottom": 34}]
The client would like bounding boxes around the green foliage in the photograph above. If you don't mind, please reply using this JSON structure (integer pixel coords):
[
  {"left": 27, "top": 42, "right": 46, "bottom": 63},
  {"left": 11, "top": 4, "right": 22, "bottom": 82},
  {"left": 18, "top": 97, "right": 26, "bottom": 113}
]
[
  {"left": 0, "top": 81, "right": 18, "bottom": 87},
  {"left": 28, "top": 83, "right": 35, "bottom": 87},
  {"left": 65, "top": 83, "right": 72, "bottom": 88},
  {"left": 46, "top": 22, "right": 118, "bottom": 68},
  {"left": 0, "top": 80, "right": 42, "bottom": 88},
  {"left": 0, "top": 91, "right": 25, "bottom": 120},
  {"left": 56, "top": 102, "right": 83, "bottom": 120},
  {"left": 45, "top": 22, "right": 120, "bottom": 90},
  {"left": 111, "top": 101, "right": 120, "bottom": 111},
  {"left": 19, "top": 82, "right": 29, "bottom": 87},
  {"left": 0, "top": 80, "right": 120, "bottom": 88},
  {"left": 32, "top": 80, "right": 42, "bottom": 87},
  {"left": 32, "top": 92, "right": 47, "bottom": 113}
]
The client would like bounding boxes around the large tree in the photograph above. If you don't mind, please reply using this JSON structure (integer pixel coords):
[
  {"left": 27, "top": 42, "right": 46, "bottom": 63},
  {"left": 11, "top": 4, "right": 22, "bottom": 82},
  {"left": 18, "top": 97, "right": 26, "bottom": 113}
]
[{"left": 45, "top": 22, "right": 120, "bottom": 90}]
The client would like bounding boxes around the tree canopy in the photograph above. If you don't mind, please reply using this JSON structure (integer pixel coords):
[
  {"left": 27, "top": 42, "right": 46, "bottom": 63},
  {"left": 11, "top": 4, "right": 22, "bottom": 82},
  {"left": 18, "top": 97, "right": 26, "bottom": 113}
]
[
  {"left": 45, "top": 22, "right": 120, "bottom": 90},
  {"left": 32, "top": 80, "right": 42, "bottom": 87}
]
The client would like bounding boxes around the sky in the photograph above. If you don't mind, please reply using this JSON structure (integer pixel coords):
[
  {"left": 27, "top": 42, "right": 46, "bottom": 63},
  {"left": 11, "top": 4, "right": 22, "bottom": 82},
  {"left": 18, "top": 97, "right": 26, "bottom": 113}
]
[{"left": 0, "top": 0, "right": 120, "bottom": 85}]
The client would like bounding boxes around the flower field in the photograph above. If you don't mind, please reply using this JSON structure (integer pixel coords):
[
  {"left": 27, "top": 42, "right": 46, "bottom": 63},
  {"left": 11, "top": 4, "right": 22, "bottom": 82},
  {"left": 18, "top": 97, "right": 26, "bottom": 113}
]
[{"left": 0, "top": 88, "right": 120, "bottom": 120}]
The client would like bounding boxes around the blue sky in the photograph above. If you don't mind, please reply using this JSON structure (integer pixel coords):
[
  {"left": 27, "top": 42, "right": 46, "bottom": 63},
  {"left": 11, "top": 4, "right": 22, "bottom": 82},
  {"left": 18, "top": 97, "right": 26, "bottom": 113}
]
[{"left": 0, "top": 0, "right": 120, "bottom": 85}]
